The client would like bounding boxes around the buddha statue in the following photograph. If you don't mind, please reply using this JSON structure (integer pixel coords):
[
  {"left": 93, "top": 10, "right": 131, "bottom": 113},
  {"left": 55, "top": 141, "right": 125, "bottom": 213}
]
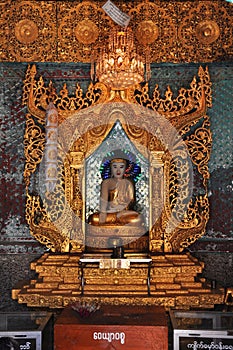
[{"left": 88, "top": 150, "right": 144, "bottom": 228}]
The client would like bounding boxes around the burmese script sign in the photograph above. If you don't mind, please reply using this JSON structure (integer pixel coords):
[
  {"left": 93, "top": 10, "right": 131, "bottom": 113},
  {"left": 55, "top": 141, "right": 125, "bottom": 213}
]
[
  {"left": 170, "top": 310, "right": 233, "bottom": 350},
  {"left": 0, "top": 312, "right": 53, "bottom": 350},
  {"left": 180, "top": 338, "right": 233, "bottom": 350}
]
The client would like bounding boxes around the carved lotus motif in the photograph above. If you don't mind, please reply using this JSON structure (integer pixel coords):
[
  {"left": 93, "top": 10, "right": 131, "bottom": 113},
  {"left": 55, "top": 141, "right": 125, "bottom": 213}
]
[
  {"left": 75, "top": 19, "right": 99, "bottom": 45},
  {"left": 15, "top": 19, "right": 38, "bottom": 44},
  {"left": 196, "top": 20, "right": 220, "bottom": 45},
  {"left": 135, "top": 20, "right": 159, "bottom": 45}
]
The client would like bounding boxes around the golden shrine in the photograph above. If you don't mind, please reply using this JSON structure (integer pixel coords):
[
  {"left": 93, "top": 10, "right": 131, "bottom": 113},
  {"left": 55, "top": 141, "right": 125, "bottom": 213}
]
[
  {"left": 11, "top": 63, "right": 224, "bottom": 310},
  {"left": 8, "top": 0, "right": 232, "bottom": 310}
]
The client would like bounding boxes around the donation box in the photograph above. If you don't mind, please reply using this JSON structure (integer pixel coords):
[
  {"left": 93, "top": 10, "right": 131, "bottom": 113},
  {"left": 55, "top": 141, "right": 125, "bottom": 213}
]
[
  {"left": 170, "top": 310, "right": 233, "bottom": 350},
  {"left": 0, "top": 312, "right": 53, "bottom": 350},
  {"left": 54, "top": 305, "right": 168, "bottom": 350}
]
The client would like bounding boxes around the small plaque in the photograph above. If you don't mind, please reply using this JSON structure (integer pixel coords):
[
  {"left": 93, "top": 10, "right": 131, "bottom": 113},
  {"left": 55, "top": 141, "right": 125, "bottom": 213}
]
[
  {"left": 179, "top": 337, "right": 233, "bottom": 350},
  {"left": 99, "top": 259, "right": 130, "bottom": 269}
]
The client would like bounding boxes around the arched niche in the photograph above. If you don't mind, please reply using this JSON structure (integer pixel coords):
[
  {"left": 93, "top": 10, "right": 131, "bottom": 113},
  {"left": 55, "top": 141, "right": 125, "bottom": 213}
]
[
  {"left": 23, "top": 65, "right": 212, "bottom": 255},
  {"left": 42, "top": 101, "right": 198, "bottom": 254},
  {"left": 84, "top": 120, "right": 150, "bottom": 251}
]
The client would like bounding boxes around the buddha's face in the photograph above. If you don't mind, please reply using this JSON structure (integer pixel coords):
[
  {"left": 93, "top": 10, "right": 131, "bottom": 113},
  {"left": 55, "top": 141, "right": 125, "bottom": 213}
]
[{"left": 111, "top": 161, "right": 126, "bottom": 179}]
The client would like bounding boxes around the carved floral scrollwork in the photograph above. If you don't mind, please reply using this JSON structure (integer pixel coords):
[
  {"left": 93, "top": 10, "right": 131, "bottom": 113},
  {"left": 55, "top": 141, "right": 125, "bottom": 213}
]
[
  {"left": 185, "top": 116, "right": 212, "bottom": 188},
  {"left": 74, "top": 19, "right": 99, "bottom": 45},
  {"left": 57, "top": 1, "right": 112, "bottom": 62},
  {"left": 22, "top": 65, "right": 102, "bottom": 123},
  {"left": 135, "top": 66, "right": 211, "bottom": 131},
  {"left": 0, "top": 1, "right": 232, "bottom": 62},
  {"left": 23, "top": 113, "right": 45, "bottom": 186},
  {"left": 129, "top": 1, "right": 177, "bottom": 61},
  {"left": 15, "top": 19, "right": 39, "bottom": 44},
  {"left": 22, "top": 64, "right": 212, "bottom": 253},
  {"left": 135, "top": 20, "right": 159, "bottom": 45},
  {"left": 169, "top": 194, "right": 210, "bottom": 252},
  {"left": 196, "top": 20, "right": 220, "bottom": 45},
  {"left": 1, "top": 1, "right": 56, "bottom": 61},
  {"left": 178, "top": 1, "right": 232, "bottom": 61}
]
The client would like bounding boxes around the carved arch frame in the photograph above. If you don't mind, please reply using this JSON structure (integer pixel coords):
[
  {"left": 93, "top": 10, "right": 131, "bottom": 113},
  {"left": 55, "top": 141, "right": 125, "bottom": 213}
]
[{"left": 22, "top": 65, "right": 212, "bottom": 254}]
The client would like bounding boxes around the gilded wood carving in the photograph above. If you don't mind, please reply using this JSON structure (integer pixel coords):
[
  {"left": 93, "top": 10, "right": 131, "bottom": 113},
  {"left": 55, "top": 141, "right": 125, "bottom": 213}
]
[
  {"left": 22, "top": 64, "right": 212, "bottom": 254},
  {"left": 0, "top": 1, "right": 232, "bottom": 62}
]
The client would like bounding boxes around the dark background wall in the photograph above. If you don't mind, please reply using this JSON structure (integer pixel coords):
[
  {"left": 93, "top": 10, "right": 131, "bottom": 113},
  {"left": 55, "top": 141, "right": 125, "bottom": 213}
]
[{"left": 0, "top": 62, "right": 232, "bottom": 310}]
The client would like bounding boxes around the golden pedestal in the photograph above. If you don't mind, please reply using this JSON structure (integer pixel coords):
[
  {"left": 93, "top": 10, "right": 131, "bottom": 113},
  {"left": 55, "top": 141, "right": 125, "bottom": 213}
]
[{"left": 12, "top": 252, "right": 225, "bottom": 310}]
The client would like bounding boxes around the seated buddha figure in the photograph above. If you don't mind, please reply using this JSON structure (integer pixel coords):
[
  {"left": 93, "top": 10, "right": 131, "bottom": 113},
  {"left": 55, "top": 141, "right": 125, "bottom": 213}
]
[{"left": 88, "top": 150, "right": 144, "bottom": 227}]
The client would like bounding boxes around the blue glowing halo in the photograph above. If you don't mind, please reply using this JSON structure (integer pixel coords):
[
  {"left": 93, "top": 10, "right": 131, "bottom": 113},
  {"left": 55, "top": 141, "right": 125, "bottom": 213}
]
[{"left": 100, "top": 149, "right": 141, "bottom": 182}]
